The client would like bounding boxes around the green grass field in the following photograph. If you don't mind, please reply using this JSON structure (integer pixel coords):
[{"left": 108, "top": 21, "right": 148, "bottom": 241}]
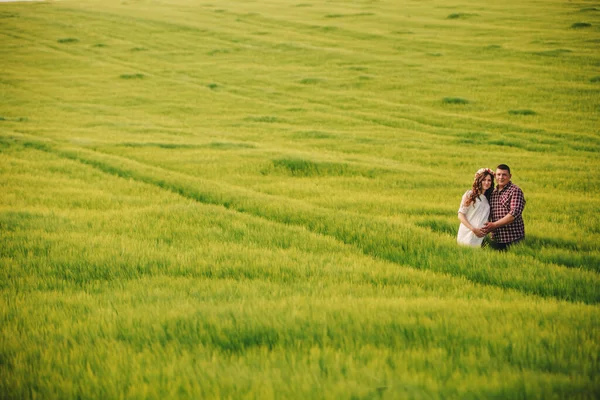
[{"left": 1, "top": 0, "right": 599, "bottom": 398}]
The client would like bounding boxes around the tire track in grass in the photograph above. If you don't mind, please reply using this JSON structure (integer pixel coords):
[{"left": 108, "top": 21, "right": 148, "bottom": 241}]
[
  {"left": 0, "top": 146, "right": 536, "bottom": 300},
  {"left": 16, "top": 135, "right": 600, "bottom": 304}
]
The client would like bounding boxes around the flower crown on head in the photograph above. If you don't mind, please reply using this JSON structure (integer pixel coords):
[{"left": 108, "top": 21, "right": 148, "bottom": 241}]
[{"left": 474, "top": 168, "right": 494, "bottom": 179}]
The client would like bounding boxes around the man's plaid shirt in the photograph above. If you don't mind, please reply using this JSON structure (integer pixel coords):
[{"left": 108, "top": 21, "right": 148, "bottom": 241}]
[{"left": 489, "top": 181, "right": 526, "bottom": 243}]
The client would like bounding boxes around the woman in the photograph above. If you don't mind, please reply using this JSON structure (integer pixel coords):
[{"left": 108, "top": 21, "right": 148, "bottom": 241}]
[{"left": 457, "top": 168, "right": 495, "bottom": 247}]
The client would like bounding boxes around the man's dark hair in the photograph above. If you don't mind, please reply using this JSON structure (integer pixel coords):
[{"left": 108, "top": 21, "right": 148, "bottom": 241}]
[{"left": 497, "top": 164, "right": 511, "bottom": 174}]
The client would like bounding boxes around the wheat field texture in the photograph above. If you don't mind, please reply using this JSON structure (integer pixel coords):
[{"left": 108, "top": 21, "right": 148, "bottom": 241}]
[{"left": 1, "top": 0, "right": 599, "bottom": 398}]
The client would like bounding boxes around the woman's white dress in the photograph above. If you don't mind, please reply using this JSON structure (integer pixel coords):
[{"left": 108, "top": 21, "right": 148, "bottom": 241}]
[{"left": 457, "top": 190, "right": 490, "bottom": 247}]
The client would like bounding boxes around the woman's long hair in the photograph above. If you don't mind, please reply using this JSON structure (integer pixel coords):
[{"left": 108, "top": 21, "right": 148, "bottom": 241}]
[{"left": 465, "top": 169, "right": 495, "bottom": 207}]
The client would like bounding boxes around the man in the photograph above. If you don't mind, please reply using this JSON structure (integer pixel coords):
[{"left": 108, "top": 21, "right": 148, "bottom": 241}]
[{"left": 483, "top": 164, "right": 526, "bottom": 250}]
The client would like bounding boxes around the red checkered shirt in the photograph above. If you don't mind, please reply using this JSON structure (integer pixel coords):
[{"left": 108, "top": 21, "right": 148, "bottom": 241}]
[{"left": 489, "top": 181, "right": 526, "bottom": 243}]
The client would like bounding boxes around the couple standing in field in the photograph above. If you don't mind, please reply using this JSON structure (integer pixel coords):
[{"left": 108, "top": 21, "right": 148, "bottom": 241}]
[{"left": 457, "top": 164, "right": 526, "bottom": 250}]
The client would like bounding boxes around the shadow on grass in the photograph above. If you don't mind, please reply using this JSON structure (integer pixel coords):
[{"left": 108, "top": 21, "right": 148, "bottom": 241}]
[
  {"left": 415, "top": 219, "right": 458, "bottom": 236},
  {"left": 447, "top": 13, "right": 478, "bottom": 19},
  {"left": 532, "top": 49, "right": 572, "bottom": 57},
  {"left": 509, "top": 109, "right": 537, "bottom": 116},
  {"left": 454, "top": 132, "right": 491, "bottom": 145},
  {"left": 120, "top": 73, "right": 145, "bottom": 79},
  {"left": 443, "top": 97, "right": 470, "bottom": 105},
  {"left": 57, "top": 38, "right": 78, "bottom": 44},
  {"left": 571, "top": 22, "right": 592, "bottom": 28},
  {"left": 525, "top": 235, "right": 580, "bottom": 250},
  {"left": 120, "top": 142, "right": 255, "bottom": 150},
  {"left": 244, "top": 116, "right": 283, "bottom": 123},
  {"left": 0, "top": 116, "right": 27, "bottom": 123},
  {"left": 516, "top": 235, "right": 599, "bottom": 272},
  {"left": 292, "top": 130, "right": 335, "bottom": 139},
  {"left": 265, "top": 158, "right": 380, "bottom": 178},
  {"left": 300, "top": 78, "right": 324, "bottom": 85}
]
